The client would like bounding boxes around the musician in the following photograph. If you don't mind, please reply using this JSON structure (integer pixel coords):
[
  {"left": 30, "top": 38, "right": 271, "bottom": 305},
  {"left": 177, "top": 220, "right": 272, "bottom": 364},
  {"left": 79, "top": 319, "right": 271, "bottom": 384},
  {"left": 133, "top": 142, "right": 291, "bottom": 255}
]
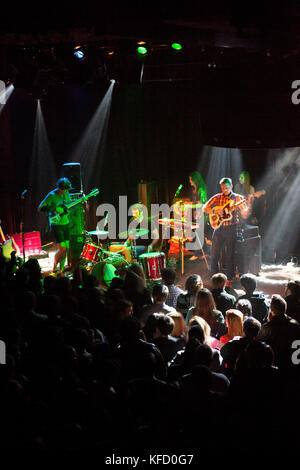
[
  {"left": 234, "top": 171, "right": 266, "bottom": 225},
  {"left": 203, "top": 177, "right": 250, "bottom": 282},
  {"left": 38, "top": 177, "right": 72, "bottom": 274},
  {"left": 126, "top": 203, "right": 162, "bottom": 259},
  {"left": 234, "top": 171, "right": 255, "bottom": 198},
  {"left": 188, "top": 171, "right": 208, "bottom": 204}
]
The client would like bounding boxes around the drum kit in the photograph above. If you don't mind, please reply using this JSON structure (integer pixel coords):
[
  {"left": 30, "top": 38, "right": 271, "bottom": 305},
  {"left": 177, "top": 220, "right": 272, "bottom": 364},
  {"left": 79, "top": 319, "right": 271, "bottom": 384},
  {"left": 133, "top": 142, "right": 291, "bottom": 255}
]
[{"left": 80, "top": 228, "right": 166, "bottom": 287}]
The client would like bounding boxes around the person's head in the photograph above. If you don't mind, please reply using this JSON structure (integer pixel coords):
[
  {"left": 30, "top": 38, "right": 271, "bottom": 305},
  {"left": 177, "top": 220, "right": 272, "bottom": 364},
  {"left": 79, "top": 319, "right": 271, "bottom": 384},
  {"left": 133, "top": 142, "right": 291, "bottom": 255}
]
[
  {"left": 285, "top": 280, "right": 300, "bottom": 298},
  {"left": 243, "top": 317, "right": 261, "bottom": 339},
  {"left": 211, "top": 273, "right": 227, "bottom": 290},
  {"left": 240, "top": 273, "right": 257, "bottom": 294},
  {"left": 185, "top": 274, "right": 203, "bottom": 295},
  {"left": 189, "top": 171, "right": 206, "bottom": 190},
  {"left": 187, "top": 315, "right": 211, "bottom": 343},
  {"left": 238, "top": 340, "right": 274, "bottom": 370},
  {"left": 161, "top": 267, "right": 177, "bottom": 286},
  {"left": 239, "top": 171, "right": 250, "bottom": 186},
  {"left": 225, "top": 309, "right": 244, "bottom": 340},
  {"left": 195, "top": 288, "right": 216, "bottom": 319},
  {"left": 128, "top": 263, "right": 146, "bottom": 286},
  {"left": 115, "top": 299, "right": 133, "bottom": 319},
  {"left": 235, "top": 298, "right": 252, "bottom": 317},
  {"left": 56, "top": 177, "right": 72, "bottom": 194},
  {"left": 193, "top": 343, "right": 213, "bottom": 368},
  {"left": 186, "top": 324, "right": 205, "bottom": 344},
  {"left": 152, "top": 284, "right": 169, "bottom": 303},
  {"left": 119, "top": 317, "right": 142, "bottom": 343},
  {"left": 166, "top": 311, "right": 186, "bottom": 337},
  {"left": 270, "top": 294, "right": 286, "bottom": 318},
  {"left": 130, "top": 203, "right": 145, "bottom": 220},
  {"left": 21, "top": 290, "right": 37, "bottom": 312},
  {"left": 219, "top": 177, "right": 233, "bottom": 196},
  {"left": 155, "top": 313, "right": 175, "bottom": 337}
]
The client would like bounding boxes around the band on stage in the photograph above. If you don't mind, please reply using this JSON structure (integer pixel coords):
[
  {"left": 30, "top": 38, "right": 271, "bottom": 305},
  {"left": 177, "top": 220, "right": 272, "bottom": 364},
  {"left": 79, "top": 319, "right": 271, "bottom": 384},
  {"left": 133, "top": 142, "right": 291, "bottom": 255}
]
[{"left": 37, "top": 171, "right": 265, "bottom": 285}]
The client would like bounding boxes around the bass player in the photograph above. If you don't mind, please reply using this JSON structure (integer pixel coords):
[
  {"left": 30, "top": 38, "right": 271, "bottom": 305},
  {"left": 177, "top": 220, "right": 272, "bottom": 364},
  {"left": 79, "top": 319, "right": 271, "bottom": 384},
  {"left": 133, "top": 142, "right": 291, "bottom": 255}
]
[
  {"left": 202, "top": 177, "right": 249, "bottom": 282},
  {"left": 38, "top": 177, "right": 72, "bottom": 274}
]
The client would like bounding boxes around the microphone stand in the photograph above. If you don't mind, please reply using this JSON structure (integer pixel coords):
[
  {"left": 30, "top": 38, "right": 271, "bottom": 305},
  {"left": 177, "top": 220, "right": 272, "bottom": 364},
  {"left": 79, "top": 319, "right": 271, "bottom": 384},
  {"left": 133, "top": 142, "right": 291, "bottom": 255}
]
[{"left": 20, "top": 191, "right": 27, "bottom": 262}]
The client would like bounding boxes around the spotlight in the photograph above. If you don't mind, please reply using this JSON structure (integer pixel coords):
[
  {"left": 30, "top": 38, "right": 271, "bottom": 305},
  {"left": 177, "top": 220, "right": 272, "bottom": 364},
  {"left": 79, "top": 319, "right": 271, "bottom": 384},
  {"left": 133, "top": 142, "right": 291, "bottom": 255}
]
[
  {"left": 136, "top": 46, "right": 148, "bottom": 55},
  {"left": 171, "top": 42, "right": 183, "bottom": 51},
  {"left": 74, "top": 46, "right": 85, "bottom": 60}
]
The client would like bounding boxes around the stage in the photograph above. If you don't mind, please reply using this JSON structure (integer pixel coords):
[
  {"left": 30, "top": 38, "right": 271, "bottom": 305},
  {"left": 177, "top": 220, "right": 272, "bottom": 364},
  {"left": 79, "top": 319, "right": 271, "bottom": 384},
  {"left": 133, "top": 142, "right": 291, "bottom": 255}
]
[{"left": 38, "top": 245, "right": 299, "bottom": 302}]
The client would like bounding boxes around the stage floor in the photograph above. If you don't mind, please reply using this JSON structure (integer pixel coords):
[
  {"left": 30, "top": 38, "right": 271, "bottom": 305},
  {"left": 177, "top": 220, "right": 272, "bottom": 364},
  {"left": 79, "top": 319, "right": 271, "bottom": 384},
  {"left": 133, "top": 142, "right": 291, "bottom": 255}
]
[{"left": 37, "top": 247, "right": 300, "bottom": 302}]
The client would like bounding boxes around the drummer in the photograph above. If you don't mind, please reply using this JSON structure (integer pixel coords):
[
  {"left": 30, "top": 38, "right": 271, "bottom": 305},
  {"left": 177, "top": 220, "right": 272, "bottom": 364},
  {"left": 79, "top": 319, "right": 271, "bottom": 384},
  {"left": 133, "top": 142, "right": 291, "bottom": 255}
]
[{"left": 126, "top": 203, "right": 163, "bottom": 259}]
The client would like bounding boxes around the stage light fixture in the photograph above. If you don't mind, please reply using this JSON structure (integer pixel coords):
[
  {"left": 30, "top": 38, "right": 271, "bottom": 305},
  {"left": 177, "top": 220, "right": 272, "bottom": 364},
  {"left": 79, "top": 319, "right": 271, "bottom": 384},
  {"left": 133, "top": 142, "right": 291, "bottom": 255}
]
[
  {"left": 171, "top": 42, "right": 183, "bottom": 51},
  {"left": 74, "top": 46, "right": 85, "bottom": 60},
  {"left": 137, "top": 46, "right": 148, "bottom": 55}
]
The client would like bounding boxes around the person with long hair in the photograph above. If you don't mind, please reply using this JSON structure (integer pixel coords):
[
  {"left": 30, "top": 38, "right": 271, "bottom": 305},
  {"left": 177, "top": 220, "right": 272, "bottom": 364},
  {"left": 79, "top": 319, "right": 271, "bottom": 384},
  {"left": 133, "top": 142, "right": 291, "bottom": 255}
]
[
  {"left": 189, "top": 171, "right": 207, "bottom": 204},
  {"left": 185, "top": 287, "right": 225, "bottom": 338},
  {"left": 234, "top": 171, "right": 255, "bottom": 198},
  {"left": 219, "top": 309, "right": 244, "bottom": 346}
]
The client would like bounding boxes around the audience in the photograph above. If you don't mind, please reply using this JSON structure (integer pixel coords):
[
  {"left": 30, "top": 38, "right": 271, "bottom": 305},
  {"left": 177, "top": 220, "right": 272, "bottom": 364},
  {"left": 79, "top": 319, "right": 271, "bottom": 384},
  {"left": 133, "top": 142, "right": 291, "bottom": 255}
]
[
  {"left": 161, "top": 267, "right": 184, "bottom": 309},
  {"left": 176, "top": 274, "right": 203, "bottom": 318},
  {"left": 139, "top": 284, "right": 175, "bottom": 327},
  {"left": 0, "top": 251, "right": 299, "bottom": 451},
  {"left": 284, "top": 280, "right": 300, "bottom": 322},
  {"left": 238, "top": 273, "right": 269, "bottom": 323},
  {"left": 210, "top": 273, "right": 236, "bottom": 316},
  {"left": 218, "top": 309, "right": 244, "bottom": 347},
  {"left": 186, "top": 288, "right": 226, "bottom": 338}
]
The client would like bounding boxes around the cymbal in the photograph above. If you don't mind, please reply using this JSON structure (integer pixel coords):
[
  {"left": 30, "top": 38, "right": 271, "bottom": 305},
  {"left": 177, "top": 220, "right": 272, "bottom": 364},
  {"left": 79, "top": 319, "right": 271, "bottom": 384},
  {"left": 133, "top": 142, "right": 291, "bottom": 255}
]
[
  {"left": 88, "top": 230, "right": 109, "bottom": 236},
  {"left": 118, "top": 228, "right": 149, "bottom": 238}
]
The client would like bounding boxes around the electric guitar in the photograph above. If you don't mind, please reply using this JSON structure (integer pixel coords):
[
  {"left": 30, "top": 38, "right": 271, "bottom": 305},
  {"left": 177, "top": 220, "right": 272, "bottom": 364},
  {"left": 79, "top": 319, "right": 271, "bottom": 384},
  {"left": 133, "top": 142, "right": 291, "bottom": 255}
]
[
  {"left": 49, "top": 188, "right": 99, "bottom": 224},
  {"left": 209, "top": 190, "right": 266, "bottom": 229},
  {"left": 0, "top": 220, "right": 20, "bottom": 259}
]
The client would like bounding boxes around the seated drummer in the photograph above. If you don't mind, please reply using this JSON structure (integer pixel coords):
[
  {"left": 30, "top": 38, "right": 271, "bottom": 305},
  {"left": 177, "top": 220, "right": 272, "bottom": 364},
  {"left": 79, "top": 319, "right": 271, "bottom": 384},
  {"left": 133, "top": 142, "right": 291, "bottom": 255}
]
[{"left": 126, "top": 203, "right": 164, "bottom": 259}]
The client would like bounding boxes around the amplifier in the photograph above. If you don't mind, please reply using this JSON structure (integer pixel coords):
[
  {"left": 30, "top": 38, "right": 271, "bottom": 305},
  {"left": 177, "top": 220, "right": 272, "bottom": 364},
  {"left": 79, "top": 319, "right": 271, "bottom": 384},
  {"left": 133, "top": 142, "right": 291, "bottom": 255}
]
[
  {"left": 236, "top": 224, "right": 259, "bottom": 241},
  {"left": 11, "top": 231, "right": 48, "bottom": 258},
  {"left": 235, "top": 235, "right": 262, "bottom": 276}
]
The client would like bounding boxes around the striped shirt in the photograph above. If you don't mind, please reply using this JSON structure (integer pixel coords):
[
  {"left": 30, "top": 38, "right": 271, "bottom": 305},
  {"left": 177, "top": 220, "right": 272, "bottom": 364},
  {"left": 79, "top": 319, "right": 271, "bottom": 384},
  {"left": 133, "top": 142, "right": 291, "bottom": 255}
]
[{"left": 204, "top": 192, "right": 247, "bottom": 226}]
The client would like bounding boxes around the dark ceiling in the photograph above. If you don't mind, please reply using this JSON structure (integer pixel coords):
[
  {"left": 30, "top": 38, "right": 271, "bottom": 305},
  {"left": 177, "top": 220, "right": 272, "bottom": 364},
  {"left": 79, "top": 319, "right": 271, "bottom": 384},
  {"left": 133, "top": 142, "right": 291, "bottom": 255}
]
[{"left": 1, "top": 1, "right": 300, "bottom": 147}]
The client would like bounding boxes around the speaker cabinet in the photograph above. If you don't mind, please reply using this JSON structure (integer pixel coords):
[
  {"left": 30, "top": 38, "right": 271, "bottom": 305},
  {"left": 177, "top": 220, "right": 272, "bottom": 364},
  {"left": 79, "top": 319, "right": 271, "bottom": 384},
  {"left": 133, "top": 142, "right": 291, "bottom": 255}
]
[
  {"left": 137, "top": 181, "right": 158, "bottom": 214},
  {"left": 235, "top": 235, "right": 262, "bottom": 276},
  {"left": 62, "top": 162, "right": 83, "bottom": 193}
]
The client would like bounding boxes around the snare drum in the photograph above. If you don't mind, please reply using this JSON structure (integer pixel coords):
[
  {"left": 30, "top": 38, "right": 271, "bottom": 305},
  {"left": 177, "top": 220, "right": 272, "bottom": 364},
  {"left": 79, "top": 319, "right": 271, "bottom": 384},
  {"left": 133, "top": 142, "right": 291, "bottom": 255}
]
[
  {"left": 139, "top": 252, "right": 166, "bottom": 280},
  {"left": 81, "top": 242, "right": 102, "bottom": 262}
]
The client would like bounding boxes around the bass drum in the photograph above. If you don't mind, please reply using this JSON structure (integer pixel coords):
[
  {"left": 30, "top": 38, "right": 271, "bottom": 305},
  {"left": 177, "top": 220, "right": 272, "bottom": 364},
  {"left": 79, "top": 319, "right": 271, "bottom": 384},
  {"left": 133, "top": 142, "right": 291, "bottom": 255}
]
[{"left": 90, "top": 258, "right": 129, "bottom": 287}]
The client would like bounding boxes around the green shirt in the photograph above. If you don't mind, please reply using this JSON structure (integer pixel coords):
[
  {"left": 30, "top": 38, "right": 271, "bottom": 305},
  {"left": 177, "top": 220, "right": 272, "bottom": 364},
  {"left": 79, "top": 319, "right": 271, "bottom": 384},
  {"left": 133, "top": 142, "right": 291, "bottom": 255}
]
[{"left": 39, "top": 189, "right": 71, "bottom": 226}]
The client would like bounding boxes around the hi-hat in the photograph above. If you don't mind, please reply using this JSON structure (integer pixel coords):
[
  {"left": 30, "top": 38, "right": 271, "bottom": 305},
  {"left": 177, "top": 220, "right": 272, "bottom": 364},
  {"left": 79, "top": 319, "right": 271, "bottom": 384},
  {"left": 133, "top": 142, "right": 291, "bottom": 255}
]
[
  {"left": 88, "top": 230, "right": 109, "bottom": 236},
  {"left": 118, "top": 228, "right": 149, "bottom": 238}
]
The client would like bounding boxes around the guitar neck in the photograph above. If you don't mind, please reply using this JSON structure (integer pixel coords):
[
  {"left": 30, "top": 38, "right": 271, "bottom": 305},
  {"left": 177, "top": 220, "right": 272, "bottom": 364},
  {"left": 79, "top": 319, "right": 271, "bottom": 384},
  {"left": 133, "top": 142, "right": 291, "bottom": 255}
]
[{"left": 0, "top": 225, "right": 6, "bottom": 243}]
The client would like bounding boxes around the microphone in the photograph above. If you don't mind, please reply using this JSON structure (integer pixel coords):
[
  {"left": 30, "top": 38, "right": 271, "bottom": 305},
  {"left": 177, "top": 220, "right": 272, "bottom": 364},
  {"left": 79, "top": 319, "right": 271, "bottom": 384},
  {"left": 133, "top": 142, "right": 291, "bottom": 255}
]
[
  {"left": 21, "top": 189, "right": 28, "bottom": 198},
  {"left": 174, "top": 184, "right": 183, "bottom": 198}
]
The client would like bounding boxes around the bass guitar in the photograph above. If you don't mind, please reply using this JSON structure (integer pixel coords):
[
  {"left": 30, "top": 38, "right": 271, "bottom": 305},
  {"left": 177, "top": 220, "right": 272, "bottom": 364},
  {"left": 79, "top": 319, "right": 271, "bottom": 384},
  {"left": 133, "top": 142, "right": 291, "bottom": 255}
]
[
  {"left": 49, "top": 188, "right": 99, "bottom": 224},
  {"left": 209, "top": 190, "right": 266, "bottom": 229}
]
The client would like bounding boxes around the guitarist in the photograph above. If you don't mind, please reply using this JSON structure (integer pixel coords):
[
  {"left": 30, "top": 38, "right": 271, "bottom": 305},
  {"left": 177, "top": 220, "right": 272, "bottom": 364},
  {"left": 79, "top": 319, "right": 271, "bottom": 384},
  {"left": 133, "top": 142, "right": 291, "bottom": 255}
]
[
  {"left": 38, "top": 177, "right": 72, "bottom": 274},
  {"left": 203, "top": 177, "right": 250, "bottom": 283}
]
